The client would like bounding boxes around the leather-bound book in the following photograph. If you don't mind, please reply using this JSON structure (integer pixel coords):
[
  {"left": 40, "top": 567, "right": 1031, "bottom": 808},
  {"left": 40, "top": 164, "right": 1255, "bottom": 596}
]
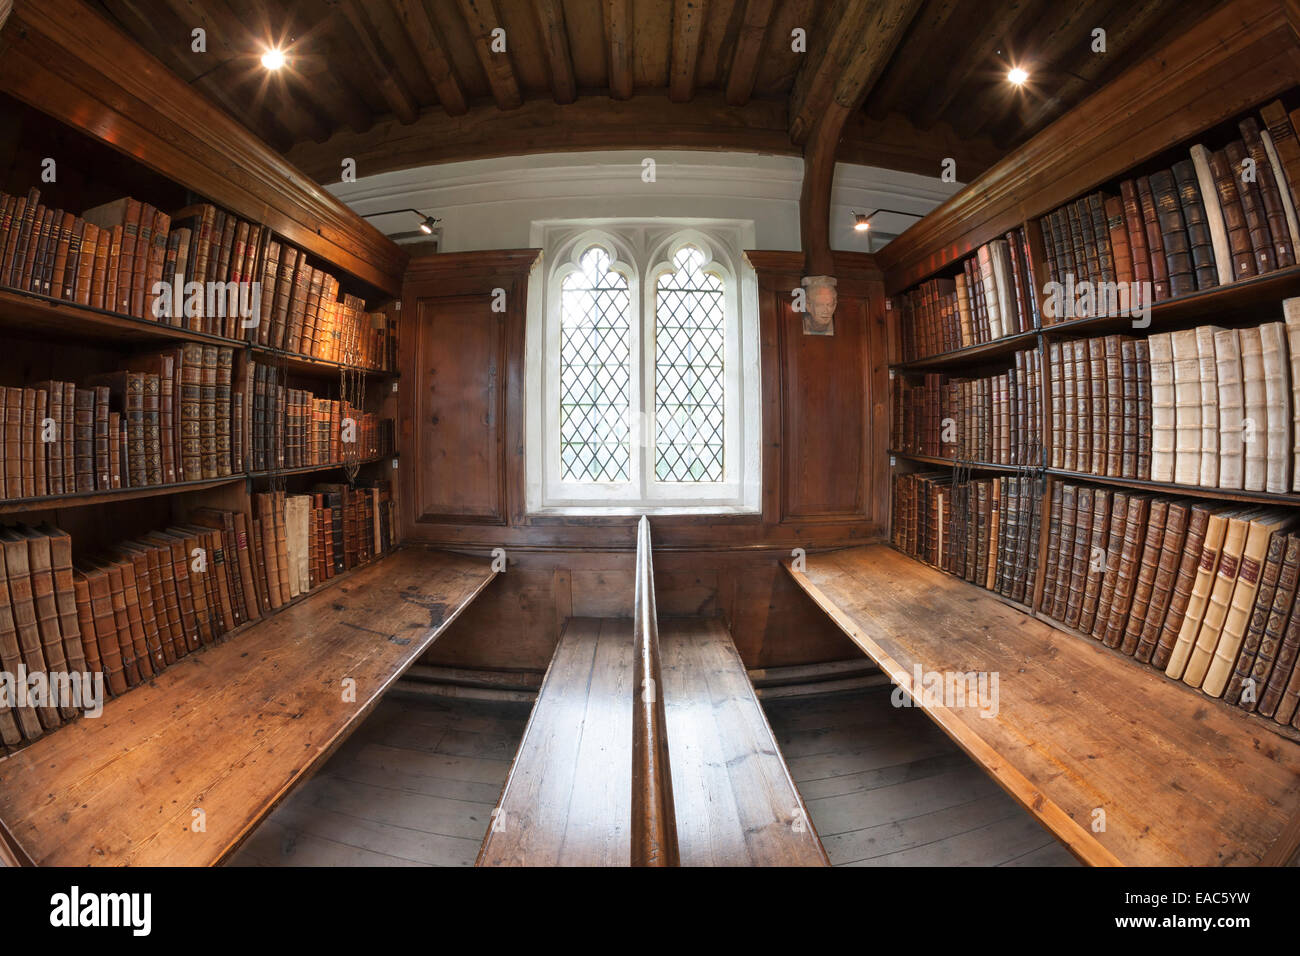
[
  {"left": 1226, "top": 140, "right": 1277, "bottom": 275},
  {"left": 0, "top": 538, "right": 46, "bottom": 740},
  {"left": 1004, "top": 230, "right": 1033, "bottom": 336},
  {"left": 190, "top": 526, "right": 234, "bottom": 636},
  {"left": 71, "top": 572, "right": 103, "bottom": 682},
  {"left": 0, "top": 192, "right": 28, "bottom": 288},
  {"left": 1048, "top": 208, "right": 1076, "bottom": 290},
  {"left": 976, "top": 244, "right": 1003, "bottom": 340},
  {"left": 1150, "top": 169, "right": 1194, "bottom": 296},
  {"left": 1171, "top": 159, "right": 1220, "bottom": 290},
  {"left": 0, "top": 529, "right": 62, "bottom": 728},
  {"left": 1104, "top": 195, "right": 1133, "bottom": 286},
  {"left": 77, "top": 564, "right": 128, "bottom": 696},
  {"left": 1259, "top": 591, "right": 1300, "bottom": 719},
  {"left": 286, "top": 257, "right": 313, "bottom": 355},
  {"left": 1240, "top": 119, "right": 1295, "bottom": 268},
  {"left": 953, "top": 273, "right": 972, "bottom": 347},
  {"left": 31, "top": 387, "right": 46, "bottom": 497},
  {"left": 1061, "top": 344, "right": 1077, "bottom": 471},
  {"left": 198, "top": 345, "right": 218, "bottom": 479},
  {"left": 133, "top": 540, "right": 181, "bottom": 663},
  {"left": 1135, "top": 339, "right": 1152, "bottom": 480},
  {"left": 94, "top": 558, "right": 142, "bottom": 686},
  {"left": 123, "top": 355, "right": 174, "bottom": 485},
  {"left": 1102, "top": 494, "right": 1149, "bottom": 649},
  {"left": 1063, "top": 485, "right": 1093, "bottom": 627},
  {"left": 1078, "top": 488, "right": 1111, "bottom": 632},
  {"left": 255, "top": 494, "right": 284, "bottom": 610},
  {"left": 74, "top": 221, "right": 97, "bottom": 306},
  {"left": 83, "top": 371, "right": 146, "bottom": 488},
  {"left": 1287, "top": 298, "right": 1300, "bottom": 491},
  {"left": 70, "top": 386, "right": 92, "bottom": 493},
  {"left": 1214, "top": 328, "right": 1245, "bottom": 490},
  {"left": 1238, "top": 327, "right": 1268, "bottom": 491},
  {"left": 232, "top": 511, "right": 264, "bottom": 618},
  {"left": 1206, "top": 147, "right": 1256, "bottom": 279},
  {"left": 1092, "top": 491, "right": 1129, "bottom": 640},
  {"left": 1048, "top": 343, "right": 1063, "bottom": 468},
  {"left": 1200, "top": 512, "right": 1292, "bottom": 696},
  {"left": 91, "top": 385, "right": 111, "bottom": 491},
  {"left": 110, "top": 544, "right": 165, "bottom": 673},
  {"left": 48, "top": 210, "right": 73, "bottom": 300},
  {"left": 983, "top": 479, "right": 999, "bottom": 590},
  {"left": 1087, "top": 194, "right": 1115, "bottom": 283},
  {"left": 19, "top": 387, "right": 34, "bottom": 497},
  {"left": 273, "top": 491, "right": 292, "bottom": 604},
  {"left": 1245, "top": 533, "right": 1300, "bottom": 712},
  {"left": 1168, "top": 329, "right": 1200, "bottom": 485},
  {"left": 1257, "top": 322, "right": 1292, "bottom": 494},
  {"left": 1223, "top": 529, "right": 1291, "bottom": 705},
  {"left": 1102, "top": 336, "right": 1124, "bottom": 477},
  {"left": 103, "top": 557, "right": 152, "bottom": 683},
  {"left": 1181, "top": 508, "right": 1258, "bottom": 687},
  {"left": 1136, "top": 177, "right": 1169, "bottom": 301},
  {"left": 12, "top": 527, "right": 76, "bottom": 719},
  {"left": 36, "top": 523, "right": 87, "bottom": 677},
  {"left": 1164, "top": 506, "right": 1234, "bottom": 679},
  {"left": 269, "top": 246, "right": 297, "bottom": 348},
  {"left": 214, "top": 347, "right": 234, "bottom": 477},
  {"left": 1261, "top": 100, "right": 1300, "bottom": 210},
  {"left": 255, "top": 239, "right": 282, "bottom": 343},
  {"left": 1148, "top": 332, "right": 1176, "bottom": 483},
  {"left": 1188, "top": 326, "right": 1219, "bottom": 487},
  {"left": 1120, "top": 498, "right": 1168, "bottom": 655},
  {"left": 1072, "top": 341, "right": 1090, "bottom": 474},
  {"left": 91, "top": 222, "right": 111, "bottom": 310},
  {"left": 33, "top": 380, "right": 63, "bottom": 496},
  {"left": 1135, "top": 500, "right": 1190, "bottom": 663},
  {"left": 144, "top": 532, "right": 200, "bottom": 653},
  {"left": 1064, "top": 202, "right": 1091, "bottom": 286},
  {"left": 1119, "top": 339, "right": 1139, "bottom": 479},
  {"left": 1039, "top": 214, "right": 1061, "bottom": 285}
]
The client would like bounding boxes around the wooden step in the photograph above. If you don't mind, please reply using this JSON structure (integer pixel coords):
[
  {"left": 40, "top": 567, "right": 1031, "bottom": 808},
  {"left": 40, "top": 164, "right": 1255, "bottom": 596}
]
[{"left": 0, "top": 549, "right": 497, "bottom": 866}]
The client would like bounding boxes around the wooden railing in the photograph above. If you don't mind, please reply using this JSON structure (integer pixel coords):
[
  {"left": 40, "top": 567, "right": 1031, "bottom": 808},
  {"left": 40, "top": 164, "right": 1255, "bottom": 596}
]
[{"left": 631, "top": 515, "right": 680, "bottom": 866}]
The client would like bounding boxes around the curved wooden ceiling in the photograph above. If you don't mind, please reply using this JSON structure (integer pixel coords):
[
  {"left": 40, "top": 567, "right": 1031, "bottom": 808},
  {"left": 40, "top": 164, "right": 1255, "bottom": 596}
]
[{"left": 96, "top": 0, "right": 1219, "bottom": 184}]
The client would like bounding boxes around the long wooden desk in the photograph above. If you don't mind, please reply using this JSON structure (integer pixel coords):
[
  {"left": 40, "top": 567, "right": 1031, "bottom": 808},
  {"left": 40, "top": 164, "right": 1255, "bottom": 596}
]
[
  {"left": 0, "top": 548, "right": 497, "bottom": 866},
  {"left": 784, "top": 544, "right": 1300, "bottom": 866}
]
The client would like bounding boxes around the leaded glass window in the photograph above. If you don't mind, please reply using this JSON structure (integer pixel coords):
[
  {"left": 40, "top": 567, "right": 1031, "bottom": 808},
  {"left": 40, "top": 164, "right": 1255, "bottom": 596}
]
[
  {"left": 559, "top": 246, "right": 631, "bottom": 481},
  {"left": 654, "top": 246, "right": 724, "bottom": 481}
]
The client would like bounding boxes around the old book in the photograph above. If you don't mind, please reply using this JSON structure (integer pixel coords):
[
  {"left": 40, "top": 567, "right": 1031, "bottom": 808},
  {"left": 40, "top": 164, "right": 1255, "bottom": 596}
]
[
  {"left": 1063, "top": 486, "right": 1093, "bottom": 627},
  {"left": 1238, "top": 327, "right": 1268, "bottom": 491},
  {"left": 1169, "top": 329, "right": 1201, "bottom": 486},
  {"left": 1102, "top": 495, "right": 1149, "bottom": 648},
  {"left": 11, "top": 526, "right": 77, "bottom": 719},
  {"left": 1150, "top": 169, "right": 1194, "bottom": 296},
  {"left": 1214, "top": 329, "right": 1245, "bottom": 490},
  {"left": 1135, "top": 501, "right": 1190, "bottom": 664},
  {"left": 1287, "top": 299, "right": 1300, "bottom": 492},
  {"left": 1257, "top": 322, "right": 1292, "bottom": 494},
  {"left": 0, "top": 531, "right": 47, "bottom": 740},
  {"left": 1241, "top": 118, "right": 1295, "bottom": 269},
  {"left": 0, "top": 529, "right": 62, "bottom": 728},
  {"left": 1092, "top": 491, "right": 1128, "bottom": 640},
  {"left": 1225, "top": 529, "right": 1292, "bottom": 705},
  {"left": 1087, "top": 337, "right": 1106, "bottom": 475},
  {"left": 1261, "top": 101, "right": 1300, "bottom": 211},
  {"left": 1227, "top": 140, "right": 1277, "bottom": 275},
  {"left": 1207, "top": 147, "right": 1256, "bottom": 279},
  {"left": 1164, "top": 507, "right": 1234, "bottom": 680},
  {"left": 1077, "top": 488, "right": 1111, "bottom": 633},
  {"left": 1072, "top": 341, "right": 1090, "bottom": 475},
  {"left": 1147, "top": 332, "right": 1176, "bottom": 483},
  {"left": 76, "top": 565, "right": 127, "bottom": 696},
  {"left": 1182, "top": 508, "right": 1261, "bottom": 688},
  {"left": 1243, "top": 533, "right": 1300, "bottom": 711},
  {"left": 1121, "top": 499, "right": 1169, "bottom": 656}
]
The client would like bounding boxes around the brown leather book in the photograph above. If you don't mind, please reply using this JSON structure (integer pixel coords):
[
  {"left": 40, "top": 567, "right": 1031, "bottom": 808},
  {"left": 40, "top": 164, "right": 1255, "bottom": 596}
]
[
  {"left": 0, "top": 191, "right": 31, "bottom": 288},
  {"left": 1224, "top": 529, "right": 1291, "bottom": 705},
  {"left": 1174, "top": 508, "right": 1253, "bottom": 684},
  {"left": 109, "top": 544, "right": 165, "bottom": 674},
  {"left": 128, "top": 540, "right": 181, "bottom": 664},
  {"left": 1207, "top": 147, "right": 1257, "bottom": 279},
  {"left": 91, "top": 222, "right": 111, "bottom": 310},
  {"left": 1171, "top": 159, "right": 1220, "bottom": 291},
  {"left": 1062, "top": 485, "right": 1093, "bottom": 627},
  {"left": 1078, "top": 487, "right": 1112, "bottom": 633},
  {"left": 31, "top": 387, "right": 46, "bottom": 497},
  {"left": 76, "top": 564, "right": 128, "bottom": 696},
  {"left": 286, "top": 258, "right": 313, "bottom": 355},
  {"left": 0, "top": 529, "right": 62, "bottom": 729},
  {"left": 0, "top": 533, "right": 45, "bottom": 740},
  {"left": 1135, "top": 339, "right": 1152, "bottom": 481},
  {"left": 1154, "top": 504, "right": 1217, "bottom": 669},
  {"left": 1102, "top": 494, "right": 1150, "bottom": 649},
  {"left": 1064, "top": 202, "right": 1091, "bottom": 286},
  {"left": 1136, "top": 176, "right": 1169, "bottom": 300},
  {"left": 143, "top": 532, "right": 200, "bottom": 653},
  {"left": 1261, "top": 101, "right": 1300, "bottom": 210},
  {"left": 36, "top": 523, "right": 88, "bottom": 678},
  {"left": 1120, "top": 338, "right": 1139, "bottom": 479},
  {"left": 1150, "top": 169, "right": 1194, "bottom": 296},
  {"left": 19, "top": 387, "right": 35, "bottom": 498},
  {"left": 1092, "top": 490, "right": 1130, "bottom": 640},
  {"left": 1259, "top": 606, "right": 1300, "bottom": 719},
  {"left": 1103, "top": 336, "right": 1124, "bottom": 477},
  {"left": 102, "top": 556, "right": 153, "bottom": 684},
  {"left": 71, "top": 572, "right": 103, "bottom": 685},
  {"left": 199, "top": 345, "right": 218, "bottom": 479},
  {"left": 215, "top": 347, "right": 234, "bottom": 477},
  {"left": 93, "top": 558, "right": 142, "bottom": 686},
  {"left": 74, "top": 221, "right": 97, "bottom": 306},
  {"left": 12, "top": 526, "right": 77, "bottom": 719},
  {"left": 1120, "top": 499, "right": 1170, "bottom": 656},
  {"left": 1226, "top": 139, "right": 1276, "bottom": 275},
  {"left": 32, "top": 380, "right": 62, "bottom": 496},
  {"left": 1135, "top": 500, "right": 1190, "bottom": 663},
  {"left": 256, "top": 494, "right": 285, "bottom": 610},
  {"left": 48, "top": 210, "right": 74, "bottom": 301},
  {"left": 274, "top": 490, "right": 292, "bottom": 604},
  {"left": 1061, "top": 344, "right": 1077, "bottom": 471},
  {"left": 1240, "top": 119, "right": 1294, "bottom": 269},
  {"left": 1072, "top": 340, "right": 1090, "bottom": 475}
]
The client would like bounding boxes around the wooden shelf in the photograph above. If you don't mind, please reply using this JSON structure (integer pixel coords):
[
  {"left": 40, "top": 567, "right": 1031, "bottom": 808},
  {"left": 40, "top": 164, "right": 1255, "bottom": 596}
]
[
  {"left": 0, "top": 475, "right": 244, "bottom": 515},
  {"left": 1048, "top": 468, "right": 1300, "bottom": 508},
  {"left": 248, "top": 344, "right": 397, "bottom": 380},
  {"left": 0, "top": 286, "right": 245, "bottom": 349},
  {"left": 890, "top": 451, "right": 1040, "bottom": 473},
  {"left": 247, "top": 454, "right": 396, "bottom": 480},
  {"left": 890, "top": 329, "right": 1039, "bottom": 372}
]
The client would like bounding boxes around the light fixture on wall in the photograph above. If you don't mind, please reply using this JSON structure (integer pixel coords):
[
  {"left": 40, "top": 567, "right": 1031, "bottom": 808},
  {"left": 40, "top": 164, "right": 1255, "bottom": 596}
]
[
  {"left": 851, "top": 208, "right": 925, "bottom": 232},
  {"left": 362, "top": 208, "right": 441, "bottom": 234}
]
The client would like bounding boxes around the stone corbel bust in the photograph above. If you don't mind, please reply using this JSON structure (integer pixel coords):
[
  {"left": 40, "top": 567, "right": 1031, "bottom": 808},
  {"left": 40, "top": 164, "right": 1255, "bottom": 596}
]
[{"left": 801, "top": 275, "right": 837, "bottom": 335}]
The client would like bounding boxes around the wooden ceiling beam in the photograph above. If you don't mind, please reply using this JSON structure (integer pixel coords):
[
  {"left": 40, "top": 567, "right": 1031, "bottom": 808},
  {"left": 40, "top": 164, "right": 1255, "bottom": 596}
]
[
  {"left": 724, "top": 0, "right": 775, "bottom": 107},
  {"left": 669, "top": 0, "right": 707, "bottom": 103},
  {"left": 534, "top": 0, "right": 577, "bottom": 104},
  {"left": 397, "top": 0, "right": 469, "bottom": 115},
  {"left": 455, "top": 0, "right": 522, "bottom": 110},
  {"left": 338, "top": 0, "right": 420, "bottom": 125},
  {"left": 605, "top": 0, "right": 634, "bottom": 100},
  {"left": 861, "top": 0, "right": 963, "bottom": 122},
  {"left": 797, "top": 0, "right": 923, "bottom": 276}
]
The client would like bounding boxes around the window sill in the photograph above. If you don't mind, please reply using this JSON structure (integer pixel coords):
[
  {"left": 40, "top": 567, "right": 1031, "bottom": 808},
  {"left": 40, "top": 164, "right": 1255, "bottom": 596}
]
[{"left": 528, "top": 503, "right": 761, "bottom": 518}]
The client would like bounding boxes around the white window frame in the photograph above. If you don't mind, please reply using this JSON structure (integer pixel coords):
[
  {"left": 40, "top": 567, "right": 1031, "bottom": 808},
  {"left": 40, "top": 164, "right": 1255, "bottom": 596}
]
[{"left": 526, "top": 219, "right": 761, "bottom": 515}]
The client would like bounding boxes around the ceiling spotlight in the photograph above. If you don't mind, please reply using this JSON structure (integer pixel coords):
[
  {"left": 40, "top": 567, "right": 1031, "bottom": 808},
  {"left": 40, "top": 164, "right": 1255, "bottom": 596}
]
[
  {"left": 419, "top": 216, "right": 438, "bottom": 235},
  {"left": 361, "top": 208, "right": 441, "bottom": 236},
  {"left": 261, "top": 48, "right": 286, "bottom": 70},
  {"left": 1008, "top": 67, "right": 1028, "bottom": 86},
  {"left": 853, "top": 213, "right": 871, "bottom": 232}
]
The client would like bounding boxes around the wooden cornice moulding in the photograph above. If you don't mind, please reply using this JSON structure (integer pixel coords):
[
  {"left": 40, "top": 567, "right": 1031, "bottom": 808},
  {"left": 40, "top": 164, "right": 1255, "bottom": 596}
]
[
  {"left": 0, "top": 0, "right": 407, "bottom": 297},
  {"left": 877, "top": 0, "right": 1300, "bottom": 294},
  {"left": 745, "top": 249, "right": 883, "bottom": 282},
  {"left": 403, "top": 249, "right": 543, "bottom": 287}
]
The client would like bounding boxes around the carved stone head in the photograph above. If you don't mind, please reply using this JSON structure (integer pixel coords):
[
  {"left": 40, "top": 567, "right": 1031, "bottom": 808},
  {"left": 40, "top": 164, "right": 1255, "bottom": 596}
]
[{"left": 801, "top": 275, "right": 837, "bottom": 335}]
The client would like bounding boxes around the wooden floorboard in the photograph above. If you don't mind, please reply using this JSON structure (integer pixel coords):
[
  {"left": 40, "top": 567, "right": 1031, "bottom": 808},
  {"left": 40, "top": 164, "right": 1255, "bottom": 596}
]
[
  {"left": 228, "top": 693, "right": 530, "bottom": 867},
  {"left": 0, "top": 549, "right": 498, "bottom": 867},
  {"left": 764, "top": 688, "right": 1078, "bottom": 867},
  {"left": 784, "top": 545, "right": 1300, "bottom": 866}
]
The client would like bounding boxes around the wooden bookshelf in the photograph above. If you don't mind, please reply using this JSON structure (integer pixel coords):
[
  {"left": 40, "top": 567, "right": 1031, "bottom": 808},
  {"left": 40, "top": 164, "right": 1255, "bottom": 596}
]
[
  {"left": 889, "top": 328, "right": 1038, "bottom": 372},
  {"left": 0, "top": 475, "right": 244, "bottom": 516},
  {"left": 1047, "top": 468, "right": 1300, "bottom": 508},
  {"left": 889, "top": 451, "right": 1037, "bottom": 473},
  {"left": 247, "top": 454, "right": 397, "bottom": 480}
]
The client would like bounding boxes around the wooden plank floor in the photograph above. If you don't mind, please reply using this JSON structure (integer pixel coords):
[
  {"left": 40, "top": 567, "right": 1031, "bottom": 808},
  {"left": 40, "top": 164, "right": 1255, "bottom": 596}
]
[
  {"left": 229, "top": 694, "right": 532, "bottom": 866},
  {"left": 660, "top": 617, "right": 828, "bottom": 866},
  {"left": 477, "top": 617, "right": 635, "bottom": 866},
  {"left": 0, "top": 549, "right": 497, "bottom": 866},
  {"left": 762, "top": 688, "right": 1079, "bottom": 866},
  {"left": 785, "top": 545, "right": 1300, "bottom": 866}
]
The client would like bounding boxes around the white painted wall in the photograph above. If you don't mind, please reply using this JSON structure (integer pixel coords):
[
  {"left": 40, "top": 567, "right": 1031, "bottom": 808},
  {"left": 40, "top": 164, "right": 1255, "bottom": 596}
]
[{"left": 327, "top": 150, "right": 960, "bottom": 254}]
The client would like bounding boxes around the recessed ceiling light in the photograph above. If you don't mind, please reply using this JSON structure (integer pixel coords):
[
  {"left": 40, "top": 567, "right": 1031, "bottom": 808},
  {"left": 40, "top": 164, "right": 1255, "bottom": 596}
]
[
  {"left": 261, "top": 48, "right": 286, "bottom": 70},
  {"left": 1008, "top": 67, "right": 1028, "bottom": 86}
]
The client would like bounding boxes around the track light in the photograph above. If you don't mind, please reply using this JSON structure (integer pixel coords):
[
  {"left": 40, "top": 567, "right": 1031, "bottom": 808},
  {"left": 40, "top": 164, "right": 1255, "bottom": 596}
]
[{"left": 361, "top": 208, "right": 441, "bottom": 235}]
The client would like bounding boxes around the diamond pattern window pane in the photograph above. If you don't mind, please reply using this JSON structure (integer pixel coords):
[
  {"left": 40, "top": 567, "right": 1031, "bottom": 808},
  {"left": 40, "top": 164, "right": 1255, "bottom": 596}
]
[
  {"left": 655, "top": 246, "right": 724, "bottom": 482},
  {"left": 560, "top": 246, "right": 632, "bottom": 481}
]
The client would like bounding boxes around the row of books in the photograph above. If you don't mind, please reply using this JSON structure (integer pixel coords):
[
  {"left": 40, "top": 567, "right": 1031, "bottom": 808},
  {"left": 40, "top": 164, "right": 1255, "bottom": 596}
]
[
  {"left": 246, "top": 361, "right": 392, "bottom": 472},
  {"left": 0, "top": 189, "right": 395, "bottom": 371},
  {"left": 1039, "top": 98, "right": 1300, "bottom": 316},
  {"left": 1048, "top": 311, "right": 1300, "bottom": 494},
  {"left": 891, "top": 349, "right": 1043, "bottom": 465},
  {"left": 1041, "top": 485, "right": 1300, "bottom": 728},
  {"left": 890, "top": 472, "right": 1042, "bottom": 606},
  {"left": 0, "top": 481, "right": 396, "bottom": 748},
  {"left": 896, "top": 226, "right": 1041, "bottom": 361}
]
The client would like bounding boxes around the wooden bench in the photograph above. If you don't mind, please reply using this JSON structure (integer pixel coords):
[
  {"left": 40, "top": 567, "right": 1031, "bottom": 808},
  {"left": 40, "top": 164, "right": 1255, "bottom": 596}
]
[
  {"left": 0, "top": 548, "right": 497, "bottom": 866},
  {"left": 784, "top": 544, "right": 1300, "bottom": 867},
  {"left": 479, "top": 516, "right": 827, "bottom": 867}
]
